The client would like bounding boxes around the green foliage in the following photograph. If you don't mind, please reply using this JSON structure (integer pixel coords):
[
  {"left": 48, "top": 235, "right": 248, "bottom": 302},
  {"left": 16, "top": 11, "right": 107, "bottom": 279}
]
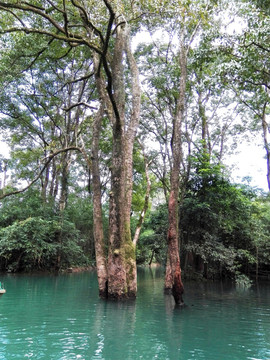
[
  {"left": 0, "top": 189, "right": 55, "bottom": 227},
  {"left": 64, "top": 193, "right": 98, "bottom": 259},
  {"left": 180, "top": 154, "right": 270, "bottom": 279},
  {"left": 0, "top": 217, "right": 88, "bottom": 272},
  {"left": 0, "top": 189, "right": 92, "bottom": 272},
  {"left": 136, "top": 204, "right": 168, "bottom": 265},
  {"left": 250, "top": 199, "right": 270, "bottom": 268},
  {"left": 235, "top": 273, "right": 253, "bottom": 288},
  {"left": 252, "top": 0, "right": 270, "bottom": 15}
]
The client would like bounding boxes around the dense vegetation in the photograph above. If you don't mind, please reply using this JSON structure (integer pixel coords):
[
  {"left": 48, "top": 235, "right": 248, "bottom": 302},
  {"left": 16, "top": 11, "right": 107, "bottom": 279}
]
[{"left": 0, "top": 0, "right": 269, "bottom": 300}]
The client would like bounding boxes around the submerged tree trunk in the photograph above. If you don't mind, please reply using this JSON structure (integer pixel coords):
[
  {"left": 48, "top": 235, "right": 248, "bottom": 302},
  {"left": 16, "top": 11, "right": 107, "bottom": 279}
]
[
  {"left": 93, "top": 22, "right": 140, "bottom": 299},
  {"left": 107, "top": 24, "right": 140, "bottom": 299},
  {"left": 106, "top": 119, "right": 137, "bottom": 299},
  {"left": 107, "top": 119, "right": 129, "bottom": 298},
  {"left": 92, "top": 101, "right": 108, "bottom": 297},
  {"left": 164, "top": 26, "right": 186, "bottom": 305}
]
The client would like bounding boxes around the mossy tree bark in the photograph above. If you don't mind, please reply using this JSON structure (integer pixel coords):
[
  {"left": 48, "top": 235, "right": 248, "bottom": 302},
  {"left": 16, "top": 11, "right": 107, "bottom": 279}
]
[
  {"left": 93, "top": 21, "right": 140, "bottom": 299},
  {"left": 106, "top": 22, "right": 140, "bottom": 299}
]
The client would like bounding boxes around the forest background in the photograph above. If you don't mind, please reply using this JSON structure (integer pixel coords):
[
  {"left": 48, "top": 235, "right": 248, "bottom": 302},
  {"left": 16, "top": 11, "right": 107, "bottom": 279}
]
[{"left": 0, "top": 0, "right": 269, "bottom": 303}]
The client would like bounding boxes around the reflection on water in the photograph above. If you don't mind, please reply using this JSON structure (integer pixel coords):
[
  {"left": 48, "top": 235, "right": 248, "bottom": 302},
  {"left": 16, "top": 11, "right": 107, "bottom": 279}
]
[{"left": 0, "top": 267, "right": 269, "bottom": 359}]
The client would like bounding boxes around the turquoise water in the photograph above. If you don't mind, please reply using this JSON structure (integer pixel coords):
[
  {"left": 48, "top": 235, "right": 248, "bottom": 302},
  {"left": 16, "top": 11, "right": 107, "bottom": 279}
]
[{"left": 0, "top": 267, "right": 269, "bottom": 359}]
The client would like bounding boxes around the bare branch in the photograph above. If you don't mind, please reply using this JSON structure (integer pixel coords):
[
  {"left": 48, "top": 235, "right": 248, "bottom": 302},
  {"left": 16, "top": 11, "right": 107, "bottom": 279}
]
[
  {"left": 186, "top": 19, "right": 201, "bottom": 56},
  {"left": 23, "top": 37, "right": 55, "bottom": 71},
  {"left": 62, "top": 0, "right": 69, "bottom": 37},
  {"left": 0, "top": 27, "right": 96, "bottom": 49},
  {"left": 244, "top": 79, "right": 270, "bottom": 90},
  {"left": 63, "top": 102, "right": 98, "bottom": 112},
  {"left": 98, "top": 4, "right": 121, "bottom": 122},
  {"left": 244, "top": 41, "right": 270, "bottom": 53},
  {"left": 21, "top": 2, "right": 45, "bottom": 11},
  {"left": 0, "top": 7, "right": 27, "bottom": 27},
  {"left": 46, "top": 0, "right": 65, "bottom": 14},
  {"left": 102, "top": 0, "right": 114, "bottom": 17},
  {"left": 64, "top": 71, "right": 95, "bottom": 86},
  {"left": 0, "top": 26, "right": 102, "bottom": 53}
]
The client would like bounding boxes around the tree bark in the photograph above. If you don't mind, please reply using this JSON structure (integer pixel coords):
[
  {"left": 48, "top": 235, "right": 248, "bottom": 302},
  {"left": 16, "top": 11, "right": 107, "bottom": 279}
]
[
  {"left": 133, "top": 151, "right": 151, "bottom": 247},
  {"left": 164, "top": 27, "right": 186, "bottom": 305},
  {"left": 91, "top": 99, "right": 108, "bottom": 298},
  {"left": 41, "top": 162, "right": 50, "bottom": 203},
  {"left": 261, "top": 102, "right": 270, "bottom": 191},
  {"left": 59, "top": 151, "right": 70, "bottom": 212},
  {"left": 93, "top": 23, "right": 140, "bottom": 299},
  {"left": 198, "top": 89, "right": 211, "bottom": 157},
  {"left": 105, "top": 24, "right": 130, "bottom": 299}
]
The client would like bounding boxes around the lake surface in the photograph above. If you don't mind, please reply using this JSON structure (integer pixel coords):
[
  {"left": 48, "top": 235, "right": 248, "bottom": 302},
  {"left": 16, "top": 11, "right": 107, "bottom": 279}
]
[{"left": 0, "top": 267, "right": 269, "bottom": 360}]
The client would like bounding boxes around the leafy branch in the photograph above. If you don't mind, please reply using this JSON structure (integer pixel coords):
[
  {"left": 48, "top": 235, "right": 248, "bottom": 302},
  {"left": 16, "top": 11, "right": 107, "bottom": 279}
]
[{"left": 0, "top": 146, "right": 84, "bottom": 200}]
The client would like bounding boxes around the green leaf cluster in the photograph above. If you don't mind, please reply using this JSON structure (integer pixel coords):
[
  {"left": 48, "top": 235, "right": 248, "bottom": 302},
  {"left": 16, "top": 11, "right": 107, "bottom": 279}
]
[
  {"left": 179, "top": 154, "right": 269, "bottom": 280},
  {"left": 0, "top": 190, "right": 92, "bottom": 272},
  {"left": 0, "top": 217, "right": 87, "bottom": 272}
]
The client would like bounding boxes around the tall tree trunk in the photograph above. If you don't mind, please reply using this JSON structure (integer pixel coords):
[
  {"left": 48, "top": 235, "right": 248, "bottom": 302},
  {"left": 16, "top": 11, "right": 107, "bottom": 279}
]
[
  {"left": 133, "top": 150, "right": 151, "bottom": 247},
  {"left": 261, "top": 102, "right": 270, "bottom": 191},
  {"left": 49, "top": 157, "right": 57, "bottom": 201},
  {"left": 164, "top": 29, "right": 186, "bottom": 305},
  {"left": 94, "top": 23, "right": 141, "bottom": 299},
  {"left": 107, "top": 24, "right": 140, "bottom": 299},
  {"left": 59, "top": 151, "right": 70, "bottom": 212},
  {"left": 91, "top": 53, "right": 110, "bottom": 298},
  {"left": 121, "top": 25, "right": 141, "bottom": 297},
  {"left": 41, "top": 161, "right": 50, "bottom": 202},
  {"left": 107, "top": 123, "right": 130, "bottom": 298},
  {"left": 198, "top": 90, "right": 211, "bottom": 157},
  {"left": 92, "top": 100, "right": 108, "bottom": 298}
]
